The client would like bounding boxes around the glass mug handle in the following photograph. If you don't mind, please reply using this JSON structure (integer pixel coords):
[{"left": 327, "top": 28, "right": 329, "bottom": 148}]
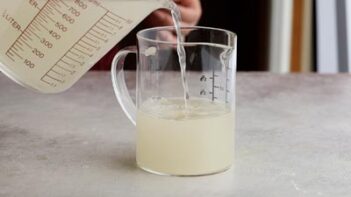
[{"left": 111, "top": 46, "right": 137, "bottom": 125}]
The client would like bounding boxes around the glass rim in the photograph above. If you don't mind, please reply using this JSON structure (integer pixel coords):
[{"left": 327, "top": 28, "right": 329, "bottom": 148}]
[{"left": 137, "top": 26, "right": 237, "bottom": 48}]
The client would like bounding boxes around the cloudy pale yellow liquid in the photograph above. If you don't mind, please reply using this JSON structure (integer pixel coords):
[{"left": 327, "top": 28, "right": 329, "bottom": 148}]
[{"left": 136, "top": 98, "right": 234, "bottom": 176}]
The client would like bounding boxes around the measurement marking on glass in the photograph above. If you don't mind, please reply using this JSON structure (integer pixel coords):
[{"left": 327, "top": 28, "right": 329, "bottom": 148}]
[{"left": 211, "top": 69, "right": 215, "bottom": 101}]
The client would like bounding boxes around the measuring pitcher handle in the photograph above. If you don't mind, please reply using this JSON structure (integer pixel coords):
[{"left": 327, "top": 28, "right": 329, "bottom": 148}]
[{"left": 111, "top": 46, "right": 137, "bottom": 125}]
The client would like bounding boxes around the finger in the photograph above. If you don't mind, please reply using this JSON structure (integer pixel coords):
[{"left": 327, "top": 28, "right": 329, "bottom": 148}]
[
  {"left": 177, "top": 5, "right": 202, "bottom": 25},
  {"left": 149, "top": 8, "right": 199, "bottom": 27},
  {"left": 175, "top": 0, "right": 201, "bottom": 8},
  {"left": 145, "top": 10, "right": 174, "bottom": 27},
  {"left": 157, "top": 31, "right": 178, "bottom": 43}
]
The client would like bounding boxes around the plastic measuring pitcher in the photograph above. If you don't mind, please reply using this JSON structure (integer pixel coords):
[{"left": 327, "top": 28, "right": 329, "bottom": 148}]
[{"left": 0, "top": 0, "right": 171, "bottom": 93}]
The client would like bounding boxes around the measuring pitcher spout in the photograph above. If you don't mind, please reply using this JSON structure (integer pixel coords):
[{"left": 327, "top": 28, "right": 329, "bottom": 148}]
[{"left": 0, "top": 0, "right": 171, "bottom": 93}]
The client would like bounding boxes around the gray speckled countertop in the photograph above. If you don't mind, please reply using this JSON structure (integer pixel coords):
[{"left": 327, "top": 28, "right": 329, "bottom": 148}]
[{"left": 1, "top": 72, "right": 351, "bottom": 197}]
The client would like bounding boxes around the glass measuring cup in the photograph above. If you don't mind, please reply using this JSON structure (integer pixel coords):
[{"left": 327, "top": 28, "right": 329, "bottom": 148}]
[
  {"left": 0, "top": 0, "right": 170, "bottom": 93},
  {"left": 111, "top": 26, "right": 237, "bottom": 176}
]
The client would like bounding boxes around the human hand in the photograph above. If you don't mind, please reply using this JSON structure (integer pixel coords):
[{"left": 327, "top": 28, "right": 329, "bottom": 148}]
[{"left": 145, "top": 0, "right": 202, "bottom": 27}]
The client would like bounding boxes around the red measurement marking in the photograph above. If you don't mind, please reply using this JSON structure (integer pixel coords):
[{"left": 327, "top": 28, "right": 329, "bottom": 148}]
[
  {"left": 9, "top": 49, "right": 24, "bottom": 60},
  {"left": 27, "top": 29, "right": 41, "bottom": 40},
  {"left": 94, "top": 25, "right": 113, "bottom": 35},
  {"left": 60, "top": 59, "right": 76, "bottom": 68},
  {"left": 18, "top": 38, "right": 33, "bottom": 49},
  {"left": 106, "top": 12, "right": 129, "bottom": 23},
  {"left": 7, "top": 56, "right": 15, "bottom": 62},
  {"left": 84, "top": 36, "right": 99, "bottom": 44},
  {"left": 33, "top": 20, "right": 49, "bottom": 31},
  {"left": 58, "top": 0, "right": 69, "bottom": 8},
  {"left": 105, "top": 14, "right": 122, "bottom": 24},
  {"left": 101, "top": 18, "right": 120, "bottom": 27},
  {"left": 14, "top": 43, "right": 24, "bottom": 51},
  {"left": 40, "top": 11, "right": 55, "bottom": 23},
  {"left": 91, "top": 29, "right": 105, "bottom": 37},
  {"left": 68, "top": 50, "right": 82, "bottom": 58},
  {"left": 98, "top": 21, "right": 112, "bottom": 29},
  {"left": 47, "top": 3, "right": 63, "bottom": 15},
  {"left": 87, "top": 32, "right": 107, "bottom": 42},
  {"left": 46, "top": 74, "right": 64, "bottom": 83},
  {"left": 44, "top": 6, "right": 55, "bottom": 15},
  {"left": 49, "top": 69, "right": 66, "bottom": 77},
  {"left": 51, "top": 0, "right": 62, "bottom": 8},
  {"left": 37, "top": 16, "right": 49, "bottom": 24},
  {"left": 40, "top": 76, "right": 56, "bottom": 86},
  {"left": 31, "top": 23, "right": 41, "bottom": 32},
  {"left": 64, "top": 55, "right": 84, "bottom": 65},
  {"left": 56, "top": 62, "right": 73, "bottom": 71},
  {"left": 6, "top": 1, "right": 50, "bottom": 56},
  {"left": 6, "top": 52, "right": 15, "bottom": 61},
  {"left": 23, "top": 32, "right": 34, "bottom": 41},
  {"left": 57, "top": 64, "right": 74, "bottom": 74},
  {"left": 40, "top": 11, "right": 109, "bottom": 87},
  {"left": 28, "top": 25, "right": 37, "bottom": 32},
  {"left": 77, "top": 43, "right": 92, "bottom": 52},
  {"left": 80, "top": 39, "right": 98, "bottom": 49},
  {"left": 72, "top": 47, "right": 92, "bottom": 57}
]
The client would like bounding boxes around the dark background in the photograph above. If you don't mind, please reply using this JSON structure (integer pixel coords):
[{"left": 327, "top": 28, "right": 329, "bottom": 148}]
[{"left": 198, "top": 0, "right": 270, "bottom": 71}]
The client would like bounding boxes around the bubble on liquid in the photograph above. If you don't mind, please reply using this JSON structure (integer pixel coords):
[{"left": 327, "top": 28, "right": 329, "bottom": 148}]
[{"left": 141, "top": 97, "right": 230, "bottom": 120}]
